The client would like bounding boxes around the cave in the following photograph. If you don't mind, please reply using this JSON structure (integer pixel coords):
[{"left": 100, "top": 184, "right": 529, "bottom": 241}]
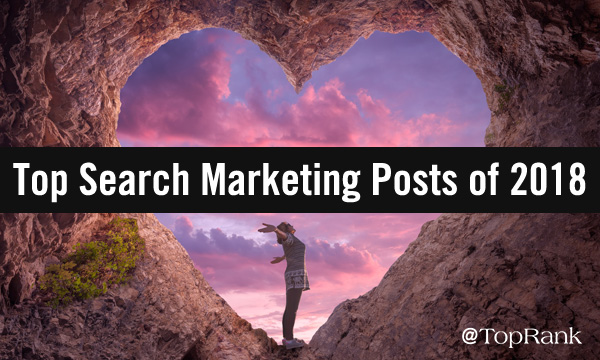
[{"left": 1, "top": 1, "right": 599, "bottom": 359}]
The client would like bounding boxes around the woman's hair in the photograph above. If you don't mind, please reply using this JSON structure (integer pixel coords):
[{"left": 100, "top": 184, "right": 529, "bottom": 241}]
[{"left": 276, "top": 222, "right": 288, "bottom": 244}]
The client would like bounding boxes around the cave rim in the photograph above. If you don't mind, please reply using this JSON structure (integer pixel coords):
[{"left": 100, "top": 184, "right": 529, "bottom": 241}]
[
  {"left": 3, "top": 1, "right": 599, "bottom": 357},
  {"left": 115, "top": 26, "right": 491, "bottom": 148}
]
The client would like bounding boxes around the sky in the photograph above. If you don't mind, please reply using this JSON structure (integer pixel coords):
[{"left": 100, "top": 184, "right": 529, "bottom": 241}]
[{"left": 117, "top": 28, "right": 490, "bottom": 341}]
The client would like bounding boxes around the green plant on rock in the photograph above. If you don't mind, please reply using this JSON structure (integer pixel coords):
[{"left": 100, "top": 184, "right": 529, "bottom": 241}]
[
  {"left": 493, "top": 81, "right": 515, "bottom": 115},
  {"left": 38, "top": 217, "right": 145, "bottom": 308}
]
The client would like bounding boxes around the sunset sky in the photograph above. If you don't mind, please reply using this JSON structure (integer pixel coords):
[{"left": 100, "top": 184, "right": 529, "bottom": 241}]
[{"left": 117, "top": 28, "right": 490, "bottom": 341}]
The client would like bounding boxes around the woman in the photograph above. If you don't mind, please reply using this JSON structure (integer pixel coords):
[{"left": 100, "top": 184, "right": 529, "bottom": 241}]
[{"left": 258, "top": 221, "right": 309, "bottom": 349}]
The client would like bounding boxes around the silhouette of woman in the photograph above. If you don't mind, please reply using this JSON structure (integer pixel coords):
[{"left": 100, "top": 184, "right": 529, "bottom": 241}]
[{"left": 258, "top": 221, "right": 309, "bottom": 349}]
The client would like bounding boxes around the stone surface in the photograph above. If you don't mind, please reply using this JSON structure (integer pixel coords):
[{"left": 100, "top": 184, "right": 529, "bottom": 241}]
[
  {"left": 0, "top": 213, "right": 277, "bottom": 359},
  {"left": 307, "top": 213, "right": 600, "bottom": 359},
  {"left": 0, "top": 0, "right": 435, "bottom": 148},
  {"left": 429, "top": 0, "right": 600, "bottom": 146},
  {"left": 0, "top": 213, "right": 104, "bottom": 312},
  {"left": 1, "top": 0, "right": 598, "bottom": 149},
  {"left": 1, "top": 0, "right": 599, "bottom": 359}
]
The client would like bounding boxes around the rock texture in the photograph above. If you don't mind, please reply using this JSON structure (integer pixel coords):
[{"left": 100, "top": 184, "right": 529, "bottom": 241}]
[
  {"left": 1, "top": 213, "right": 278, "bottom": 359},
  {"left": 0, "top": 0, "right": 435, "bottom": 148},
  {"left": 429, "top": 0, "right": 600, "bottom": 147},
  {"left": 1, "top": 0, "right": 597, "bottom": 149},
  {"left": 1, "top": 0, "right": 599, "bottom": 359},
  {"left": 0, "top": 213, "right": 102, "bottom": 313},
  {"left": 308, "top": 213, "right": 600, "bottom": 359}
]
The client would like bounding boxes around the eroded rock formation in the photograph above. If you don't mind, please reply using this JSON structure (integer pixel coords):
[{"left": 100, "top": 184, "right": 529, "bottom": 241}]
[
  {"left": 0, "top": 0, "right": 436, "bottom": 148},
  {"left": 1, "top": 213, "right": 277, "bottom": 359},
  {"left": 1, "top": 0, "right": 599, "bottom": 359},
  {"left": 309, "top": 213, "right": 600, "bottom": 359}
]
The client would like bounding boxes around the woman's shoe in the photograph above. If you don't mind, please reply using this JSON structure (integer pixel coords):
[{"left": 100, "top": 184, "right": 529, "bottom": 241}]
[{"left": 282, "top": 338, "right": 305, "bottom": 349}]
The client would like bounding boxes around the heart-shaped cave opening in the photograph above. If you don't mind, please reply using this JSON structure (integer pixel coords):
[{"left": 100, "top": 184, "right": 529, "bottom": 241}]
[
  {"left": 2, "top": 1, "right": 599, "bottom": 359},
  {"left": 116, "top": 27, "right": 490, "bottom": 342}
]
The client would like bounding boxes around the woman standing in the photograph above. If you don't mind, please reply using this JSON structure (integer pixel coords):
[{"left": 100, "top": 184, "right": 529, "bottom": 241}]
[{"left": 258, "top": 221, "right": 309, "bottom": 349}]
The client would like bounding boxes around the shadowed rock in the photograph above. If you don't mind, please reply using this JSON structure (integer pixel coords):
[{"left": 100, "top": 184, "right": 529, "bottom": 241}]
[
  {"left": 1, "top": 0, "right": 599, "bottom": 358},
  {"left": 308, "top": 213, "right": 600, "bottom": 359}
]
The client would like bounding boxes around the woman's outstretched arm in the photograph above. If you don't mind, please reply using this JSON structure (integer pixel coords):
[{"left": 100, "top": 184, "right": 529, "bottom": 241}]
[
  {"left": 259, "top": 223, "right": 287, "bottom": 264},
  {"left": 258, "top": 223, "right": 288, "bottom": 240}
]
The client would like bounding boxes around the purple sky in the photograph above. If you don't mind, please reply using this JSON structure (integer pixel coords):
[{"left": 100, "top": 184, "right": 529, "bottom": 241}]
[{"left": 117, "top": 28, "right": 490, "bottom": 341}]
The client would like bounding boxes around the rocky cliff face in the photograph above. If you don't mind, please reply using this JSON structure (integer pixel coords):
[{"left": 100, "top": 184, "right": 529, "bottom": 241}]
[
  {"left": 1, "top": 213, "right": 278, "bottom": 359},
  {"left": 1, "top": 0, "right": 599, "bottom": 359},
  {"left": 308, "top": 213, "right": 600, "bottom": 359}
]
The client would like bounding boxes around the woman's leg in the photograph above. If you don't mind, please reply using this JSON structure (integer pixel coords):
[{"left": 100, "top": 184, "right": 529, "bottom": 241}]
[{"left": 282, "top": 288, "right": 303, "bottom": 340}]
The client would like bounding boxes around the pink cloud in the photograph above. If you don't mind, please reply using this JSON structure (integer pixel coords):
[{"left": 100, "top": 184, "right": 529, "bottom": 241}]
[
  {"left": 174, "top": 215, "right": 382, "bottom": 281},
  {"left": 121, "top": 27, "right": 488, "bottom": 341},
  {"left": 204, "top": 51, "right": 231, "bottom": 100},
  {"left": 357, "top": 88, "right": 391, "bottom": 120},
  {"left": 118, "top": 42, "right": 470, "bottom": 148},
  {"left": 266, "top": 87, "right": 283, "bottom": 100},
  {"left": 159, "top": 212, "right": 438, "bottom": 269},
  {"left": 161, "top": 213, "right": 439, "bottom": 341}
]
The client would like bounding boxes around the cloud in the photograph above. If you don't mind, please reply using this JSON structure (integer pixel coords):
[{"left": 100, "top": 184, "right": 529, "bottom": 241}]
[
  {"left": 117, "top": 30, "right": 481, "bottom": 148},
  {"left": 306, "top": 237, "right": 379, "bottom": 274},
  {"left": 163, "top": 213, "right": 439, "bottom": 341},
  {"left": 168, "top": 215, "right": 389, "bottom": 341},
  {"left": 122, "top": 26, "right": 491, "bottom": 340},
  {"left": 173, "top": 215, "right": 382, "bottom": 281},
  {"left": 159, "top": 212, "right": 439, "bottom": 273},
  {"left": 174, "top": 216, "right": 273, "bottom": 257}
]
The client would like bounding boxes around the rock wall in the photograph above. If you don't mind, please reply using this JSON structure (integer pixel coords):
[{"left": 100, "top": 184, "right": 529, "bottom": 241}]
[
  {"left": 0, "top": 213, "right": 277, "bottom": 359},
  {"left": 308, "top": 213, "right": 600, "bottom": 359},
  {"left": 1, "top": 0, "right": 599, "bottom": 359},
  {"left": 0, "top": 0, "right": 435, "bottom": 148},
  {"left": 0, "top": 213, "right": 101, "bottom": 313},
  {"left": 426, "top": 0, "right": 600, "bottom": 146},
  {"left": 303, "top": 3, "right": 600, "bottom": 357}
]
